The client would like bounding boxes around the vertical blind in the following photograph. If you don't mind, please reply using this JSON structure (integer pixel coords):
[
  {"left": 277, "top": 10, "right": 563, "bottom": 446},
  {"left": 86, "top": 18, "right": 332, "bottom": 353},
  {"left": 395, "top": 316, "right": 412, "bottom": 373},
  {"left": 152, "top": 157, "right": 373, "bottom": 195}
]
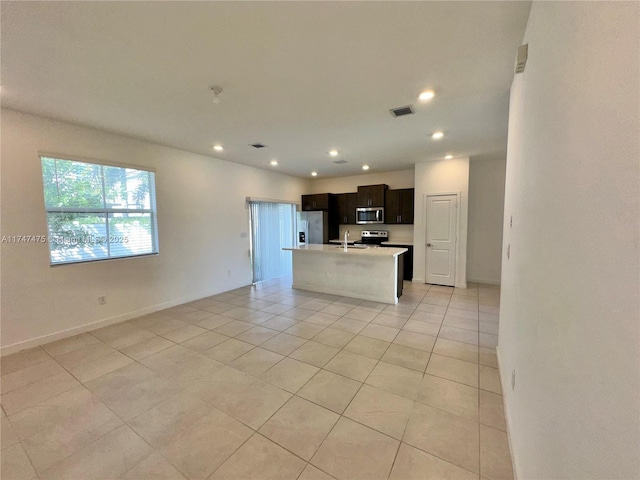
[{"left": 249, "top": 201, "right": 296, "bottom": 283}]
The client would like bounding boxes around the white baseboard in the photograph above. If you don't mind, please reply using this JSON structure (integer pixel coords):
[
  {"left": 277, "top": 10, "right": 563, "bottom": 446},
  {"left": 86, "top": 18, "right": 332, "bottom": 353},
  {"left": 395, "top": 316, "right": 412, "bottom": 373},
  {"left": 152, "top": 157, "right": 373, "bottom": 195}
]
[
  {"left": 468, "top": 277, "right": 501, "bottom": 286},
  {"left": 496, "top": 346, "right": 519, "bottom": 480},
  {"left": 0, "top": 287, "right": 239, "bottom": 357},
  {"left": 411, "top": 277, "right": 466, "bottom": 289}
]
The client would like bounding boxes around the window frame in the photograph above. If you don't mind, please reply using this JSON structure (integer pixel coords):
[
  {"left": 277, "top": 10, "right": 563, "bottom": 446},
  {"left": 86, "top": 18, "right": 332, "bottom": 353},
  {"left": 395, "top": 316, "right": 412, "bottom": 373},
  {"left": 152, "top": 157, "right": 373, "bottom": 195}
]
[{"left": 39, "top": 153, "right": 159, "bottom": 266}]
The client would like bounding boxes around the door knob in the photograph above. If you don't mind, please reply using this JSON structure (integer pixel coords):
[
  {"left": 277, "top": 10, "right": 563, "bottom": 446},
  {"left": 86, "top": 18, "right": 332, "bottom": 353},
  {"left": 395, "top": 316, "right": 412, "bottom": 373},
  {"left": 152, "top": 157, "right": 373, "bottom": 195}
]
[{"left": 427, "top": 243, "right": 433, "bottom": 247}]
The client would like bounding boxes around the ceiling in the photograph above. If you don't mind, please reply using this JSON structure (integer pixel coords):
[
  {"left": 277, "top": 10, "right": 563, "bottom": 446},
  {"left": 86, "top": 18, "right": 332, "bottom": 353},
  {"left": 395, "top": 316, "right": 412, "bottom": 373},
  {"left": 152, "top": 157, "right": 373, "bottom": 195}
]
[{"left": 1, "top": 1, "right": 531, "bottom": 178}]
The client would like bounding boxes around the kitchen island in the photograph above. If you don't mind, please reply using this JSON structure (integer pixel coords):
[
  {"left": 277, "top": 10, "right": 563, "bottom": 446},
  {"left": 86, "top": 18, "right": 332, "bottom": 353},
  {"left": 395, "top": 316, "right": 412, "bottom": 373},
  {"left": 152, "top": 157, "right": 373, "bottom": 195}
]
[{"left": 283, "top": 244, "right": 408, "bottom": 304}]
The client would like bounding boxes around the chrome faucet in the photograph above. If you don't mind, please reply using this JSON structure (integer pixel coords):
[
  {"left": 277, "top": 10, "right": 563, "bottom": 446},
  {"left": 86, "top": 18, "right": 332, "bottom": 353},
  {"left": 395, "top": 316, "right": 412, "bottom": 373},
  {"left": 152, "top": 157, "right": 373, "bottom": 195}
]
[{"left": 344, "top": 230, "right": 349, "bottom": 252}]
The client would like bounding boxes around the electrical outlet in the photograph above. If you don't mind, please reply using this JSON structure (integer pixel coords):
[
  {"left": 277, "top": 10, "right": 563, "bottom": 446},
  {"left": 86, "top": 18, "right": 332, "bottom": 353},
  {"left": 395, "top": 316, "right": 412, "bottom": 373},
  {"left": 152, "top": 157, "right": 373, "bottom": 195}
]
[
  {"left": 510, "top": 216, "right": 513, "bottom": 228},
  {"left": 98, "top": 296, "right": 106, "bottom": 305},
  {"left": 511, "top": 370, "right": 516, "bottom": 390},
  {"left": 227, "top": 269, "right": 231, "bottom": 276}
]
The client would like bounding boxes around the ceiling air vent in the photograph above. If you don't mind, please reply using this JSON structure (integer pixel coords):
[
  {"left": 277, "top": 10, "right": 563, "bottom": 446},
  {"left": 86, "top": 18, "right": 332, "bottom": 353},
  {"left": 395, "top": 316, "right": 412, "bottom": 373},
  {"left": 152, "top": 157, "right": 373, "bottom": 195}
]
[
  {"left": 390, "top": 105, "right": 414, "bottom": 117},
  {"left": 333, "top": 159, "right": 347, "bottom": 164},
  {"left": 250, "top": 143, "right": 267, "bottom": 149}
]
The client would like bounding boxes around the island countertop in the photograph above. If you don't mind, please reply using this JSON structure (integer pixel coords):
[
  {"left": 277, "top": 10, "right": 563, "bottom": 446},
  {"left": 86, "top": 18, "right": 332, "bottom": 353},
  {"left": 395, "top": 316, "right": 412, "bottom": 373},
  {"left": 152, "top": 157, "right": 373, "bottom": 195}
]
[
  {"left": 284, "top": 244, "right": 407, "bottom": 257},
  {"left": 284, "top": 244, "right": 407, "bottom": 304},
  {"left": 381, "top": 240, "right": 414, "bottom": 246}
]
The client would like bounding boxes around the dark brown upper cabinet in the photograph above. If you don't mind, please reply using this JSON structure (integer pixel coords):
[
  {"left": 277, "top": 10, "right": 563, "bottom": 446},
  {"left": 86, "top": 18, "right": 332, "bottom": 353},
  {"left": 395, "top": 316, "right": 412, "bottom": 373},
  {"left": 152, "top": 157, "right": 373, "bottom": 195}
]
[
  {"left": 385, "top": 188, "right": 415, "bottom": 224},
  {"left": 357, "top": 184, "right": 388, "bottom": 207},
  {"left": 335, "top": 192, "right": 358, "bottom": 224},
  {"left": 301, "top": 193, "right": 331, "bottom": 211}
]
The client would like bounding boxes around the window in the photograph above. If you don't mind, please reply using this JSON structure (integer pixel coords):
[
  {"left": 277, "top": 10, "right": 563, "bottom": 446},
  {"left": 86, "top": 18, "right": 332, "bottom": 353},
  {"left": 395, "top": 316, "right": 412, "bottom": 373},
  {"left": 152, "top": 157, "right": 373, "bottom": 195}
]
[{"left": 40, "top": 156, "right": 159, "bottom": 265}]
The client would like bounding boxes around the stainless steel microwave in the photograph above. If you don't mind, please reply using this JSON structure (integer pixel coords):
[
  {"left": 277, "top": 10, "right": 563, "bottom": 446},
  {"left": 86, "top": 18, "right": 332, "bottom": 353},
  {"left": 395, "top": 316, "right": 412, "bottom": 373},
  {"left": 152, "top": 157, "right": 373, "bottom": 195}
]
[{"left": 356, "top": 207, "right": 384, "bottom": 224}]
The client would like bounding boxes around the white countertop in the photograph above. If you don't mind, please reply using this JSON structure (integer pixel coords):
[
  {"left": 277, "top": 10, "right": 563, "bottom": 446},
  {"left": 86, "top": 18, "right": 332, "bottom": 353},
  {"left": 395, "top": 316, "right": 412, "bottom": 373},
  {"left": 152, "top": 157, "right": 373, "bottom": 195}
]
[
  {"left": 284, "top": 244, "right": 407, "bottom": 257},
  {"left": 382, "top": 240, "right": 413, "bottom": 246},
  {"left": 331, "top": 239, "right": 413, "bottom": 246}
]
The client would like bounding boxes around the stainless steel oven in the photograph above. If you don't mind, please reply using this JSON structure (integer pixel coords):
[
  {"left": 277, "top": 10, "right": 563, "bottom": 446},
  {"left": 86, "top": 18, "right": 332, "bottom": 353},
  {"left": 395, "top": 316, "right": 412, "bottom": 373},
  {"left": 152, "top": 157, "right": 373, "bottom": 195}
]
[
  {"left": 356, "top": 207, "right": 384, "bottom": 224},
  {"left": 355, "top": 230, "right": 388, "bottom": 246}
]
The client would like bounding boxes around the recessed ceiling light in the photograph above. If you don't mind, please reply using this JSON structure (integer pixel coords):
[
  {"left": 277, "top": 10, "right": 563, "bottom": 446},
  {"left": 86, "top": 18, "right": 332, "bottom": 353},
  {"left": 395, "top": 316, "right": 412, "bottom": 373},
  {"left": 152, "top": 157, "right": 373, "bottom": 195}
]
[
  {"left": 362, "top": 165, "right": 370, "bottom": 171},
  {"left": 329, "top": 150, "right": 339, "bottom": 157},
  {"left": 213, "top": 145, "right": 224, "bottom": 151},
  {"left": 418, "top": 90, "right": 435, "bottom": 101},
  {"left": 270, "top": 160, "right": 278, "bottom": 166},
  {"left": 311, "top": 171, "right": 318, "bottom": 177},
  {"left": 445, "top": 154, "right": 453, "bottom": 159},
  {"left": 431, "top": 131, "right": 444, "bottom": 140}
]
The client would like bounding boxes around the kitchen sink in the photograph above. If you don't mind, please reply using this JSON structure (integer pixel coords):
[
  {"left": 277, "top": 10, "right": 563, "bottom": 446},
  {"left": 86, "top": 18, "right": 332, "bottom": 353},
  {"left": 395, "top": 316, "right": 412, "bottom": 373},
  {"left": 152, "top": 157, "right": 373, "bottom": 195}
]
[{"left": 336, "top": 245, "right": 369, "bottom": 249}]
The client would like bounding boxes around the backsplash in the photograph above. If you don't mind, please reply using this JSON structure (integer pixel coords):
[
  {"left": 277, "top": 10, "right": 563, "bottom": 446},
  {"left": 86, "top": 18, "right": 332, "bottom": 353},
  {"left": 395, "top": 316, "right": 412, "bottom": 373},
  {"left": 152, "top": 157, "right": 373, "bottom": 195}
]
[{"left": 338, "top": 224, "right": 413, "bottom": 243}]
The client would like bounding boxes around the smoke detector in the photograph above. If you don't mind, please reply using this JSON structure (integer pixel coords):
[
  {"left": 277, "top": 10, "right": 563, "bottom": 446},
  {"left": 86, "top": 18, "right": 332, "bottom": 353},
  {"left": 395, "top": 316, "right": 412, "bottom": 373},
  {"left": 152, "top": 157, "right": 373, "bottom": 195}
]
[{"left": 210, "top": 86, "right": 223, "bottom": 103}]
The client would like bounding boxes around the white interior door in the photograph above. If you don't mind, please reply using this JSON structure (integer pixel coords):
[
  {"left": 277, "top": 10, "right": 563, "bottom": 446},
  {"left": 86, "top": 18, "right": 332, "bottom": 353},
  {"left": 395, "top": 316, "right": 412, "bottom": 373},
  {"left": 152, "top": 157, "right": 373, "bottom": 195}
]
[{"left": 425, "top": 194, "right": 458, "bottom": 286}]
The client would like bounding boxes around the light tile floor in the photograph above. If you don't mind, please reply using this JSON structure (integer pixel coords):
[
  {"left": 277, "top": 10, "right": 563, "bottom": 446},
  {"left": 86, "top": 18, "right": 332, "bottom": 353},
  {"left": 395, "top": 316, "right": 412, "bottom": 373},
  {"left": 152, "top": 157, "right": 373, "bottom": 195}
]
[{"left": 0, "top": 279, "right": 512, "bottom": 480}]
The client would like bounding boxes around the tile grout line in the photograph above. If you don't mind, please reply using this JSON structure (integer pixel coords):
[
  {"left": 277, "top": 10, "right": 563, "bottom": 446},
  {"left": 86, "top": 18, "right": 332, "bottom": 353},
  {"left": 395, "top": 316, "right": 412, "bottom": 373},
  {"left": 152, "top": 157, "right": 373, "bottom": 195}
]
[
  {"left": 4, "top": 280, "right": 504, "bottom": 479},
  {"left": 262, "top": 281, "right": 429, "bottom": 479},
  {"left": 359, "top": 281, "right": 431, "bottom": 480},
  {"left": 200, "top": 282, "right": 455, "bottom": 475},
  {"left": 477, "top": 284, "right": 483, "bottom": 479}
]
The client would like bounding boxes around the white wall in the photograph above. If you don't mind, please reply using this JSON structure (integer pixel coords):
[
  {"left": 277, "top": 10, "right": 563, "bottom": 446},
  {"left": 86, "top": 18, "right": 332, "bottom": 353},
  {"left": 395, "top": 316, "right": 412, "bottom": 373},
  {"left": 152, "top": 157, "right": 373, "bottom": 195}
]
[
  {"left": 0, "top": 109, "right": 309, "bottom": 353},
  {"left": 309, "top": 169, "right": 414, "bottom": 194},
  {"left": 467, "top": 158, "right": 505, "bottom": 284},
  {"left": 499, "top": 2, "right": 639, "bottom": 479},
  {"left": 413, "top": 158, "right": 469, "bottom": 287}
]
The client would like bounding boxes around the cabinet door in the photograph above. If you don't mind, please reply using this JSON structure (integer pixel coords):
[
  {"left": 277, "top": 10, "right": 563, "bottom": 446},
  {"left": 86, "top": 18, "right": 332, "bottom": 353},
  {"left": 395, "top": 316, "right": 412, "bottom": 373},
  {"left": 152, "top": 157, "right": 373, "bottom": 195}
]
[
  {"left": 335, "top": 194, "right": 348, "bottom": 224},
  {"left": 357, "top": 184, "right": 388, "bottom": 207},
  {"left": 369, "top": 185, "right": 387, "bottom": 206},
  {"left": 403, "top": 246, "right": 414, "bottom": 280},
  {"left": 313, "top": 193, "right": 330, "bottom": 210},
  {"left": 356, "top": 186, "right": 371, "bottom": 207},
  {"left": 398, "top": 188, "right": 415, "bottom": 224},
  {"left": 301, "top": 193, "right": 331, "bottom": 211},
  {"left": 335, "top": 193, "right": 358, "bottom": 224},
  {"left": 327, "top": 195, "right": 339, "bottom": 240},
  {"left": 344, "top": 193, "right": 358, "bottom": 224},
  {"left": 301, "top": 195, "right": 315, "bottom": 211},
  {"left": 404, "top": 245, "right": 413, "bottom": 280},
  {"left": 385, "top": 190, "right": 400, "bottom": 224}
]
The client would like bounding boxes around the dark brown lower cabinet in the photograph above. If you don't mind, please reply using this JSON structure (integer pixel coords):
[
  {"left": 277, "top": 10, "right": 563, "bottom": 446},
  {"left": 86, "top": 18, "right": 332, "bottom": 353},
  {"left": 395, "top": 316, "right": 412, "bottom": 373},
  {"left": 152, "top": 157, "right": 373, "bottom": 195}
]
[
  {"left": 392, "top": 245, "right": 413, "bottom": 281},
  {"left": 403, "top": 246, "right": 413, "bottom": 281}
]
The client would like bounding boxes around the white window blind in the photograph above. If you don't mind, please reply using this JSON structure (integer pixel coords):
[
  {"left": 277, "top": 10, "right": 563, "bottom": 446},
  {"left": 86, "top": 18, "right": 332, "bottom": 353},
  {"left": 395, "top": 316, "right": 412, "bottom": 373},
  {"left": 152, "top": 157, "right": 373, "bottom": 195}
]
[
  {"left": 249, "top": 201, "right": 296, "bottom": 283},
  {"left": 40, "top": 156, "right": 159, "bottom": 265}
]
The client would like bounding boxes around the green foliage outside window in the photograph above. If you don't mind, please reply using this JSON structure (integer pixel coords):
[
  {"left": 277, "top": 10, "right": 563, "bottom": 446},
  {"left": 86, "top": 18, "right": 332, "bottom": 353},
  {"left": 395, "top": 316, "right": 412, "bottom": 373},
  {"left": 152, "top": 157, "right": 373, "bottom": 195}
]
[{"left": 40, "top": 157, "right": 158, "bottom": 264}]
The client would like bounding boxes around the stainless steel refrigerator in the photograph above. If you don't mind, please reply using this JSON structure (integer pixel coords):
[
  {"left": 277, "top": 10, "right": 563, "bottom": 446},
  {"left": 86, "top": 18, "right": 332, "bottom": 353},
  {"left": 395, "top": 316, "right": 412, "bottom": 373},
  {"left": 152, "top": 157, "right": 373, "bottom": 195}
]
[{"left": 297, "top": 211, "right": 329, "bottom": 245}]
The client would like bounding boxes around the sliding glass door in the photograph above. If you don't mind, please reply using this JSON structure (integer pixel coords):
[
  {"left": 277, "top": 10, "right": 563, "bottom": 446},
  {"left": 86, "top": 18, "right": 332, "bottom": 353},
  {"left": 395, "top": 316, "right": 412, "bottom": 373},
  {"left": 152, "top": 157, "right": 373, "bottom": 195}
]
[{"left": 248, "top": 201, "right": 297, "bottom": 284}]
